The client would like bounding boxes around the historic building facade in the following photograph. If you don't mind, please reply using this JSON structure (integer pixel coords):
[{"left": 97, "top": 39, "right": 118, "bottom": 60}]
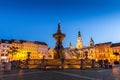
[
  {"left": 94, "top": 42, "right": 112, "bottom": 61},
  {"left": 64, "top": 31, "right": 120, "bottom": 62},
  {"left": 111, "top": 43, "right": 120, "bottom": 61},
  {"left": 63, "top": 32, "right": 95, "bottom": 59},
  {"left": 0, "top": 40, "right": 11, "bottom": 62},
  {"left": 76, "top": 31, "right": 83, "bottom": 49},
  {"left": 0, "top": 31, "right": 120, "bottom": 63},
  {"left": 0, "top": 39, "right": 48, "bottom": 62}
]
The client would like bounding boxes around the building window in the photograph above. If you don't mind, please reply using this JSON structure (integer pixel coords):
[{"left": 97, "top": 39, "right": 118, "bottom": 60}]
[
  {"left": 2, "top": 45, "right": 6, "bottom": 48},
  {"left": 1, "top": 54, "right": 4, "bottom": 56},
  {"left": 6, "top": 50, "right": 9, "bottom": 52},
  {"left": 5, "top": 54, "right": 8, "bottom": 56},
  {"left": 7, "top": 45, "right": 9, "bottom": 48}
]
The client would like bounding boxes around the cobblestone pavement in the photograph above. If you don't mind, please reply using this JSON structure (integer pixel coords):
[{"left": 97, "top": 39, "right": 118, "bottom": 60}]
[{"left": 0, "top": 66, "right": 120, "bottom": 80}]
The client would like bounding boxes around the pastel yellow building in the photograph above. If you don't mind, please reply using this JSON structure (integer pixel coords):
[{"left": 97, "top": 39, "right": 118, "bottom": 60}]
[
  {"left": 0, "top": 39, "right": 48, "bottom": 62},
  {"left": 65, "top": 31, "right": 120, "bottom": 63},
  {"left": 35, "top": 41, "right": 48, "bottom": 59},
  {"left": 111, "top": 43, "right": 120, "bottom": 61},
  {"left": 11, "top": 40, "right": 23, "bottom": 50},
  {"left": 94, "top": 42, "right": 112, "bottom": 61}
]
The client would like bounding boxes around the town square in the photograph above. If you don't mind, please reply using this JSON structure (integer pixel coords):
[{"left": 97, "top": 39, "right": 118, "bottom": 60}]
[{"left": 0, "top": 0, "right": 120, "bottom": 80}]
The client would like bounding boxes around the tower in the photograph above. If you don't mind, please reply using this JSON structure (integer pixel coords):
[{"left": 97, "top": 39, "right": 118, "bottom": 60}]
[
  {"left": 76, "top": 31, "right": 83, "bottom": 49},
  {"left": 89, "top": 37, "right": 94, "bottom": 46},
  {"left": 68, "top": 42, "right": 73, "bottom": 49}
]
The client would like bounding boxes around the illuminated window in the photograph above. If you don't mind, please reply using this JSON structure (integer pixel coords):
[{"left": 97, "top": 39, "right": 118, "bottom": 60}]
[
  {"left": 5, "top": 54, "right": 8, "bottom": 56},
  {"left": 1, "top": 54, "right": 4, "bottom": 56}
]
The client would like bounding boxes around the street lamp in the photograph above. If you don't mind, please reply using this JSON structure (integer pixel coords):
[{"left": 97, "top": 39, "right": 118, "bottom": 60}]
[
  {"left": 27, "top": 52, "right": 31, "bottom": 60},
  {"left": 26, "top": 52, "right": 31, "bottom": 69}
]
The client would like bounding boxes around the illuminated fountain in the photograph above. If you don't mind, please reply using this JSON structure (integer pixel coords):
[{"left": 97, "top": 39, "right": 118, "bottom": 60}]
[
  {"left": 53, "top": 23, "right": 66, "bottom": 59},
  {"left": 20, "top": 23, "right": 98, "bottom": 69}
]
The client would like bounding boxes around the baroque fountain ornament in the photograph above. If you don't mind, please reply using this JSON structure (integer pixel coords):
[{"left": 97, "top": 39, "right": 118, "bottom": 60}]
[{"left": 53, "top": 23, "right": 66, "bottom": 59}]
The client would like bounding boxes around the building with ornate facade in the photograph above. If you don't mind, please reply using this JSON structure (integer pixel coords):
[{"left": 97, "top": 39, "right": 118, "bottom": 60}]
[
  {"left": 65, "top": 31, "right": 120, "bottom": 62},
  {"left": 65, "top": 32, "right": 94, "bottom": 60},
  {"left": 0, "top": 40, "right": 11, "bottom": 62},
  {"left": 0, "top": 31, "right": 120, "bottom": 63},
  {"left": 0, "top": 39, "right": 48, "bottom": 62},
  {"left": 94, "top": 42, "right": 112, "bottom": 61},
  {"left": 76, "top": 31, "right": 83, "bottom": 49},
  {"left": 111, "top": 43, "right": 120, "bottom": 61}
]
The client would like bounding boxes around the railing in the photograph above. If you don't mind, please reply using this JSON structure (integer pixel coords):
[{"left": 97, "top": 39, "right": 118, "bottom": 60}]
[{"left": 19, "top": 59, "right": 99, "bottom": 69}]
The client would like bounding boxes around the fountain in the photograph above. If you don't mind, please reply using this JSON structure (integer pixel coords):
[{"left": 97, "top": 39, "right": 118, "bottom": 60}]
[{"left": 53, "top": 23, "right": 66, "bottom": 59}]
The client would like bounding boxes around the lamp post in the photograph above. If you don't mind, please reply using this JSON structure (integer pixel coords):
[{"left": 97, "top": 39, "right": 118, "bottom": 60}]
[
  {"left": 61, "top": 57, "right": 65, "bottom": 69},
  {"left": 27, "top": 52, "right": 31, "bottom": 60},
  {"left": 26, "top": 52, "right": 31, "bottom": 69},
  {"left": 80, "top": 58, "right": 84, "bottom": 69}
]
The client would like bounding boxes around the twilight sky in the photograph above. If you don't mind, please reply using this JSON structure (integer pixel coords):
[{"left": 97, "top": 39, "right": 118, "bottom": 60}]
[{"left": 0, "top": 0, "right": 120, "bottom": 48}]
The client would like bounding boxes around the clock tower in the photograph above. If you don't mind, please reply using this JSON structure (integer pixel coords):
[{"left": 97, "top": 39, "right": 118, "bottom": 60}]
[{"left": 76, "top": 31, "right": 83, "bottom": 49}]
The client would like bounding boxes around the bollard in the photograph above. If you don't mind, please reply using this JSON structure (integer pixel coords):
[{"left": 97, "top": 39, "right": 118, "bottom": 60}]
[
  {"left": 0, "top": 63, "right": 4, "bottom": 71},
  {"left": 80, "top": 59, "right": 84, "bottom": 69},
  {"left": 41, "top": 56, "right": 45, "bottom": 69},
  {"left": 61, "top": 58, "right": 65, "bottom": 69},
  {"left": 92, "top": 59, "right": 95, "bottom": 68}
]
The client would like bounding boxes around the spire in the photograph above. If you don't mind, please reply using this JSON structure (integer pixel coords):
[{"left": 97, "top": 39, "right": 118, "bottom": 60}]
[
  {"left": 69, "top": 42, "right": 72, "bottom": 46},
  {"left": 76, "top": 31, "right": 83, "bottom": 49},
  {"left": 89, "top": 37, "right": 94, "bottom": 46},
  {"left": 69, "top": 42, "right": 72, "bottom": 48},
  {"left": 90, "top": 37, "right": 93, "bottom": 42},
  {"left": 78, "top": 31, "right": 81, "bottom": 37}
]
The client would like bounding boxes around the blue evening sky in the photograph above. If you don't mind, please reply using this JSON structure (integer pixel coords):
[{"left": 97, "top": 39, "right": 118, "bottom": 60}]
[{"left": 0, "top": 0, "right": 120, "bottom": 47}]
